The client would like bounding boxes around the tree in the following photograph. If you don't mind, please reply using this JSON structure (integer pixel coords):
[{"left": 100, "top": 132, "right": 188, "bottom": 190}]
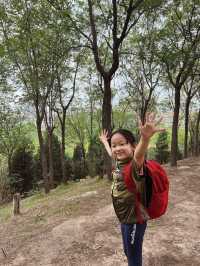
[
  {"left": 158, "top": 1, "right": 200, "bottom": 166},
  {"left": 10, "top": 141, "right": 36, "bottom": 194},
  {"left": 122, "top": 11, "right": 162, "bottom": 122},
  {"left": 155, "top": 131, "right": 169, "bottom": 164},
  {"left": 54, "top": 59, "right": 78, "bottom": 182},
  {"left": 190, "top": 91, "right": 200, "bottom": 156},
  {"left": 194, "top": 108, "right": 200, "bottom": 156},
  {"left": 53, "top": 0, "right": 162, "bottom": 177},
  {"left": 44, "top": 133, "right": 63, "bottom": 186},
  {"left": 1, "top": 0, "right": 74, "bottom": 192},
  {"left": 86, "top": 0, "right": 152, "bottom": 176},
  {"left": 73, "top": 144, "right": 87, "bottom": 179},
  {"left": 44, "top": 91, "right": 57, "bottom": 189},
  {"left": 183, "top": 67, "right": 199, "bottom": 158},
  {"left": 67, "top": 109, "right": 87, "bottom": 172},
  {"left": 87, "top": 135, "right": 103, "bottom": 177},
  {"left": 0, "top": 106, "right": 25, "bottom": 175}
]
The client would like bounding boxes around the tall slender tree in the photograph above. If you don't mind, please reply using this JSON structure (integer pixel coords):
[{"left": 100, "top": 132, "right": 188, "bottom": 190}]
[
  {"left": 183, "top": 67, "right": 199, "bottom": 158},
  {"left": 158, "top": 1, "right": 200, "bottom": 166},
  {"left": 1, "top": 0, "right": 74, "bottom": 192}
]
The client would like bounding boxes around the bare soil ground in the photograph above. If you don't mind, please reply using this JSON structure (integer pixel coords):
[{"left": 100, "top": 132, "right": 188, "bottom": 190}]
[{"left": 0, "top": 157, "right": 200, "bottom": 266}]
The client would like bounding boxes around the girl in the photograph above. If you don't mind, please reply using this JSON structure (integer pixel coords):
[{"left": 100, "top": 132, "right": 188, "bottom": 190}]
[{"left": 99, "top": 113, "right": 165, "bottom": 266}]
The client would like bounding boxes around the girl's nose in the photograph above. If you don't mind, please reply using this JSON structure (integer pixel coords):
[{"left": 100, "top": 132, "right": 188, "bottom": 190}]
[{"left": 115, "top": 145, "right": 122, "bottom": 151}]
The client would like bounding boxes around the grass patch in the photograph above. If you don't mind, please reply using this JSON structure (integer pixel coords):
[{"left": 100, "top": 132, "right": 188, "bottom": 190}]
[
  {"left": 0, "top": 177, "right": 110, "bottom": 223},
  {"left": 0, "top": 202, "right": 13, "bottom": 222}
]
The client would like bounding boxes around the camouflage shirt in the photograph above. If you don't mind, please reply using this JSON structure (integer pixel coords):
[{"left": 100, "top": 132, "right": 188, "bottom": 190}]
[{"left": 111, "top": 158, "right": 149, "bottom": 224}]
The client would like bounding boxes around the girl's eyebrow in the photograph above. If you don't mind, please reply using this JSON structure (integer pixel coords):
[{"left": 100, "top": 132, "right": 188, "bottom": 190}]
[{"left": 111, "top": 141, "right": 127, "bottom": 145}]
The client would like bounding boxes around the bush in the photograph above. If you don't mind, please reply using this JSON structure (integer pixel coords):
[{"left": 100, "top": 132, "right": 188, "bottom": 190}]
[
  {"left": 155, "top": 131, "right": 170, "bottom": 164},
  {"left": 36, "top": 133, "right": 63, "bottom": 185},
  {"left": 147, "top": 147, "right": 156, "bottom": 160},
  {"left": 49, "top": 134, "right": 62, "bottom": 184},
  {"left": 73, "top": 144, "right": 87, "bottom": 179},
  {"left": 177, "top": 146, "right": 183, "bottom": 160},
  {"left": 10, "top": 143, "right": 36, "bottom": 194},
  {"left": 87, "top": 136, "right": 104, "bottom": 177},
  {"left": 65, "top": 157, "right": 73, "bottom": 180}
]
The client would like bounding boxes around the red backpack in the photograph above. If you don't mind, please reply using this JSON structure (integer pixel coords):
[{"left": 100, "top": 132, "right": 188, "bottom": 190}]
[{"left": 122, "top": 160, "right": 169, "bottom": 220}]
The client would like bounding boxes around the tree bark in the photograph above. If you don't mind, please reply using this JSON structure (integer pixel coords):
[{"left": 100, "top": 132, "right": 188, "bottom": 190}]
[
  {"left": 102, "top": 77, "right": 112, "bottom": 178},
  {"left": 48, "top": 131, "right": 54, "bottom": 188},
  {"left": 8, "top": 154, "right": 12, "bottom": 176},
  {"left": 60, "top": 114, "right": 67, "bottom": 182},
  {"left": 37, "top": 120, "right": 50, "bottom": 194},
  {"left": 184, "top": 97, "right": 191, "bottom": 158},
  {"left": 194, "top": 108, "right": 200, "bottom": 156},
  {"left": 170, "top": 87, "right": 181, "bottom": 166}
]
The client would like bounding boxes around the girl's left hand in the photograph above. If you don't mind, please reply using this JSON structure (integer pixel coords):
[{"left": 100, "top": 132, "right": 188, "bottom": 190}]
[{"left": 139, "top": 113, "right": 165, "bottom": 140}]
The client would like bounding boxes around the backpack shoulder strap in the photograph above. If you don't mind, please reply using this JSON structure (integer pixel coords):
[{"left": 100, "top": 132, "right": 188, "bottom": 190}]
[{"left": 122, "top": 162, "right": 136, "bottom": 193}]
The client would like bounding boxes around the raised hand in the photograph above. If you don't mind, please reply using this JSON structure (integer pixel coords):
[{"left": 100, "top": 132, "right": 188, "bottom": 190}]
[
  {"left": 99, "top": 129, "right": 112, "bottom": 157},
  {"left": 139, "top": 113, "right": 165, "bottom": 140},
  {"left": 99, "top": 129, "right": 109, "bottom": 144}
]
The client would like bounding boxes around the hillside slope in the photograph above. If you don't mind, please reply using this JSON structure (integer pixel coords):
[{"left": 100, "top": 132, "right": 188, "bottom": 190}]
[{"left": 0, "top": 157, "right": 200, "bottom": 266}]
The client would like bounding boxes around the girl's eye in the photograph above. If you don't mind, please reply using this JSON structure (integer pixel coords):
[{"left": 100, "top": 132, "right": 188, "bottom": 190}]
[
  {"left": 111, "top": 143, "right": 126, "bottom": 148},
  {"left": 119, "top": 143, "right": 127, "bottom": 146}
]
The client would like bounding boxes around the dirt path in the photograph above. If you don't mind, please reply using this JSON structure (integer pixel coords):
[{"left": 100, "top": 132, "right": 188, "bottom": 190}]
[{"left": 0, "top": 157, "right": 200, "bottom": 266}]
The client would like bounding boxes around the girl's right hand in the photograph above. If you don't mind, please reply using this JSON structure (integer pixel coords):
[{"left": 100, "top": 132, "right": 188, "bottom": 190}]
[
  {"left": 99, "top": 129, "right": 112, "bottom": 157},
  {"left": 99, "top": 129, "right": 109, "bottom": 144}
]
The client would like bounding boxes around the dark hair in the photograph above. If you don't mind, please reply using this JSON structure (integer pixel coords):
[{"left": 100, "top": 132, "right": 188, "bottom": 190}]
[{"left": 108, "top": 129, "right": 136, "bottom": 147}]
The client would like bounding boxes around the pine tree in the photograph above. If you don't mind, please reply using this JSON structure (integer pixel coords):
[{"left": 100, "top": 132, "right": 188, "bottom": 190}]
[
  {"left": 10, "top": 143, "right": 36, "bottom": 194},
  {"left": 155, "top": 131, "right": 170, "bottom": 164}
]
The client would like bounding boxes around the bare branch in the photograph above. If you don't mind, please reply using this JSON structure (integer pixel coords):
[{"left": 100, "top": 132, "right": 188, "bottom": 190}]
[{"left": 88, "top": 0, "right": 106, "bottom": 76}]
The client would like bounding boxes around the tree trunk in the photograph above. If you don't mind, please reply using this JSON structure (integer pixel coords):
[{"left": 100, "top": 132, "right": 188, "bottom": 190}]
[
  {"left": 13, "top": 193, "right": 20, "bottom": 215},
  {"left": 60, "top": 113, "right": 67, "bottom": 183},
  {"left": 48, "top": 131, "right": 54, "bottom": 188},
  {"left": 170, "top": 87, "right": 181, "bottom": 166},
  {"left": 102, "top": 77, "right": 112, "bottom": 178},
  {"left": 81, "top": 143, "right": 87, "bottom": 175},
  {"left": 184, "top": 97, "right": 190, "bottom": 158},
  {"left": 8, "top": 154, "right": 12, "bottom": 176},
  {"left": 61, "top": 126, "right": 66, "bottom": 183},
  {"left": 141, "top": 103, "right": 148, "bottom": 124},
  {"left": 37, "top": 121, "right": 50, "bottom": 194},
  {"left": 194, "top": 108, "right": 200, "bottom": 156}
]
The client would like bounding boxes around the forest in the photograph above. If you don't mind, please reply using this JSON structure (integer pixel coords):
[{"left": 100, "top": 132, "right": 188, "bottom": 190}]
[{"left": 0, "top": 0, "right": 199, "bottom": 202}]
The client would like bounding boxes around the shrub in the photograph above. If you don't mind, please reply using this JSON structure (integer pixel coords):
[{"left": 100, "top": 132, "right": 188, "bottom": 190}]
[
  {"left": 155, "top": 131, "right": 170, "bottom": 164},
  {"left": 87, "top": 136, "right": 104, "bottom": 177},
  {"left": 36, "top": 133, "right": 63, "bottom": 185},
  {"left": 73, "top": 144, "right": 87, "bottom": 179},
  {"left": 10, "top": 143, "right": 36, "bottom": 194}
]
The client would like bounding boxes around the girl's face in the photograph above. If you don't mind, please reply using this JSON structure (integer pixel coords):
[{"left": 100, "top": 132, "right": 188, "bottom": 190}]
[{"left": 111, "top": 133, "right": 135, "bottom": 161}]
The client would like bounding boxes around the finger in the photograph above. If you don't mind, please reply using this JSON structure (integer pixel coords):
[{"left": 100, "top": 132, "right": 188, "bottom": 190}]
[
  {"left": 138, "top": 116, "right": 143, "bottom": 128},
  {"left": 137, "top": 115, "right": 142, "bottom": 126},
  {"left": 156, "top": 128, "right": 166, "bottom": 133},
  {"left": 145, "top": 112, "right": 151, "bottom": 123},
  {"left": 102, "top": 129, "right": 107, "bottom": 136},
  {"left": 105, "top": 130, "right": 109, "bottom": 137},
  {"left": 155, "top": 116, "right": 163, "bottom": 126},
  {"left": 148, "top": 112, "right": 154, "bottom": 122},
  {"left": 151, "top": 112, "right": 156, "bottom": 121}
]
